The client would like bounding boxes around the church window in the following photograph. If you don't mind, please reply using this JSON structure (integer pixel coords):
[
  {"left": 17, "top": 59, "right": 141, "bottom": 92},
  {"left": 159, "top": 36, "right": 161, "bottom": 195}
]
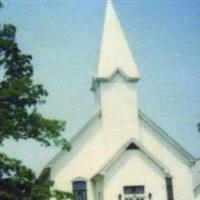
[
  {"left": 73, "top": 180, "right": 87, "bottom": 200},
  {"left": 166, "top": 177, "right": 174, "bottom": 200},
  {"left": 123, "top": 185, "right": 144, "bottom": 194},
  {"left": 126, "top": 142, "right": 139, "bottom": 150}
]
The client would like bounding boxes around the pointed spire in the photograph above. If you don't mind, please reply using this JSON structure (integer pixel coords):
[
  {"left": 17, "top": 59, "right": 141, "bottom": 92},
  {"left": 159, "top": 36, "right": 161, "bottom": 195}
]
[{"left": 96, "top": 0, "right": 139, "bottom": 80}]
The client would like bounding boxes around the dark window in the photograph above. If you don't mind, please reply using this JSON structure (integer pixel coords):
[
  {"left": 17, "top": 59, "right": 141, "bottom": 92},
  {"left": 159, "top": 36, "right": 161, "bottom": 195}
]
[
  {"left": 73, "top": 180, "right": 87, "bottom": 200},
  {"left": 166, "top": 177, "right": 174, "bottom": 200},
  {"left": 124, "top": 185, "right": 144, "bottom": 194},
  {"left": 126, "top": 142, "right": 139, "bottom": 150}
]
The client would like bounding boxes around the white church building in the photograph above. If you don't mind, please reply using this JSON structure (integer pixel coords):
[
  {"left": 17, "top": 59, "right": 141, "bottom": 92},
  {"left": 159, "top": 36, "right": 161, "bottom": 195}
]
[{"left": 45, "top": 1, "right": 200, "bottom": 200}]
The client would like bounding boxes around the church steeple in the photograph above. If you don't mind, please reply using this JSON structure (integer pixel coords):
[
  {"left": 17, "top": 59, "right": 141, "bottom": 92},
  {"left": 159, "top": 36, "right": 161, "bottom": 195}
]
[
  {"left": 92, "top": 0, "right": 139, "bottom": 91},
  {"left": 91, "top": 1, "right": 141, "bottom": 155}
]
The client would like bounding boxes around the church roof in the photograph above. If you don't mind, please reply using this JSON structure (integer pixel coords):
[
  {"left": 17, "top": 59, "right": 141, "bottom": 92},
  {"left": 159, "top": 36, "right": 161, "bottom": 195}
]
[
  {"left": 45, "top": 110, "right": 101, "bottom": 168},
  {"left": 45, "top": 110, "right": 195, "bottom": 170},
  {"left": 94, "top": 0, "right": 139, "bottom": 81},
  {"left": 138, "top": 111, "right": 195, "bottom": 164},
  {"left": 92, "top": 138, "right": 172, "bottom": 179}
]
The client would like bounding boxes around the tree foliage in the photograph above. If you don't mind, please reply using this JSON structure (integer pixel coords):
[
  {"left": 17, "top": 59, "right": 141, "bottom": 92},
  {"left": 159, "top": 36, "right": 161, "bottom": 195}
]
[{"left": 0, "top": 5, "right": 72, "bottom": 200}]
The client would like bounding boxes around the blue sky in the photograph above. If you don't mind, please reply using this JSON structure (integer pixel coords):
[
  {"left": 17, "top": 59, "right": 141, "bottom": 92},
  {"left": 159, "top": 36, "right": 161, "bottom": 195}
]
[{"left": 1, "top": 0, "right": 200, "bottom": 174}]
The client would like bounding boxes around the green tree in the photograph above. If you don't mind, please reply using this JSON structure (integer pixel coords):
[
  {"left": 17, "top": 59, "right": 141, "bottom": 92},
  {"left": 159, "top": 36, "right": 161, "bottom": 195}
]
[{"left": 0, "top": 5, "right": 72, "bottom": 200}]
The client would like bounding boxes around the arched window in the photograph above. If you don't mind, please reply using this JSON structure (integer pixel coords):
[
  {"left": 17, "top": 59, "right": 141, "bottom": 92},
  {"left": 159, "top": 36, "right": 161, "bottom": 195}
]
[{"left": 72, "top": 179, "right": 87, "bottom": 200}]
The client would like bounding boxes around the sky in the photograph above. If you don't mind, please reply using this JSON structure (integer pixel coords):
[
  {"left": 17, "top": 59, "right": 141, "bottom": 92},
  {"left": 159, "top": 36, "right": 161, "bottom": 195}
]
[{"left": 1, "top": 0, "right": 200, "bottom": 175}]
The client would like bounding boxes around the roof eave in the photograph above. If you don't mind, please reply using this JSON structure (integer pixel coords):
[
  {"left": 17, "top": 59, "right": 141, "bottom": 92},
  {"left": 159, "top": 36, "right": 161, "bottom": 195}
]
[
  {"left": 92, "top": 138, "right": 172, "bottom": 180},
  {"left": 91, "top": 69, "right": 140, "bottom": 91},
  {"left": 138, "top": 110, "right": 196, "bottom": 165}
]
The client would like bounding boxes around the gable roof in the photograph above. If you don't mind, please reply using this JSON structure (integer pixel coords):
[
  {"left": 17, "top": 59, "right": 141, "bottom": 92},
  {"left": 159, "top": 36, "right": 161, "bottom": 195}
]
[
  {"left": 92, "top": 138, "right": 172, "bottom": 180},
  {"left": 44, "top": 109, "right": 196, "bottom": 171},
  {"left": 45, "top": 110, "right": 101, "bottom": 168},
  {"left": 139, "top": 111, "right": 195, "bottom": 164}
]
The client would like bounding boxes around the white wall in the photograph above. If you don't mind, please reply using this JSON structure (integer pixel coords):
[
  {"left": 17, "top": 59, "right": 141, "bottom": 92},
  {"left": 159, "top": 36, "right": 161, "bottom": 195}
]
[
  {"left": 50, "top": 114, "right": 106, "bottom": 199},
  {"left": 103, "top": 150, "right": 167, "bottom": 200},
  {"left": 100, "top": 75, "right": 139, "bottom": 157},
  {"left": 140, "top": 118, "right": 194, "bottom": 200},
  {"left": 50, "top": 115, "right": 195, "bottom": 200}
]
